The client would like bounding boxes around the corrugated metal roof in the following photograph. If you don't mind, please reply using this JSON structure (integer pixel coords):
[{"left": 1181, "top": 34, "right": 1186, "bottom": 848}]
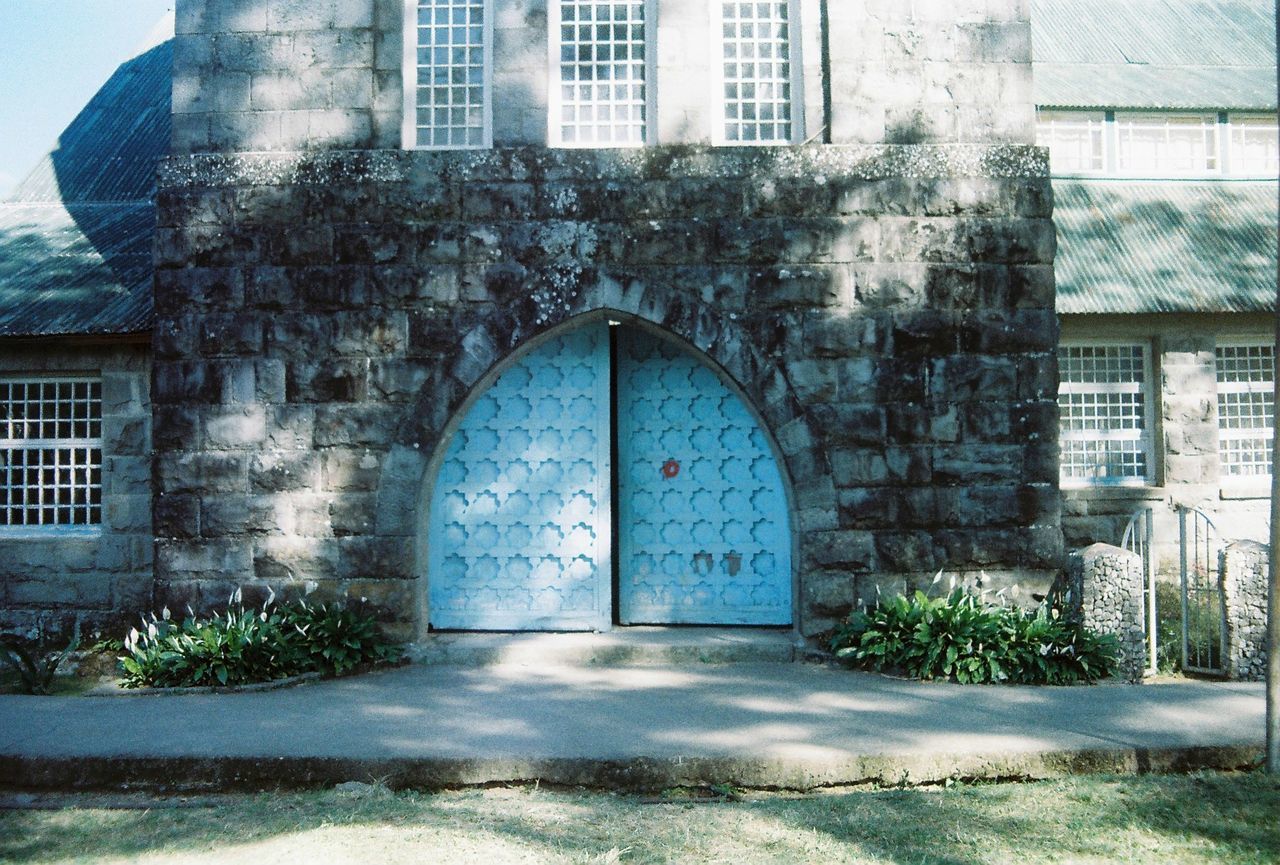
[
  {"left": 0, "top": 203, "right": 154, "bottom": 336},
  {"left": 0, "top": 37, "right": 170, "bottom": 337},
  {"left": 1054, "top": 179, "right": 1278, "bottom": 315},
  {"left": 1031, "top": 0, "right": 1278, "bottom": 109}
]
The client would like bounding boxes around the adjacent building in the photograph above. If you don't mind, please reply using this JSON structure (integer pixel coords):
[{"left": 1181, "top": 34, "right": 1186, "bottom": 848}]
[
  {"left": 1034, "top": 0, "right": 1277, "bottom": 566},
  {"left": 0, "top": 37, "right": 170, "bottom": 636}
]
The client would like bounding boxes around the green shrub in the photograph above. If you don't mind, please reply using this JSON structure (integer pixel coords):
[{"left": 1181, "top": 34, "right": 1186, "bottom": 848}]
[
  {"left": 119, "top": 596, "right": 401, "bottom": 689},
  {"left": 280, "top": 601, "right": 403, "bottom": 677},
  {"left": 0, "top": 623, "right": 80, "bottom": 695},
  {"left": 1154, "top": 580, "right": 1183, "bottom": 674},
  {"left": 829, "top": 586, "right": 1119, "bottom": 685}
]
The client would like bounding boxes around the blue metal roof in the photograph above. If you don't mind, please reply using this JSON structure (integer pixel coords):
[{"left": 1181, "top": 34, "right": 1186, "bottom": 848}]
[
  {"left": 1032, "top": 0, "right": 1278, "bottom": 109},
  {"left": 1054, "top": 179, "right": 1278, "bottom": 315},
  {"left": 0, "top": 37, "right": 170, "bottom": 337}
]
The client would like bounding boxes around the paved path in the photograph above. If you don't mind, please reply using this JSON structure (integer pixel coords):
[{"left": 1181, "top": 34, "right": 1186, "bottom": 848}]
[{"left": 0, "top": 661, "right": 1265, "bottom": 792}]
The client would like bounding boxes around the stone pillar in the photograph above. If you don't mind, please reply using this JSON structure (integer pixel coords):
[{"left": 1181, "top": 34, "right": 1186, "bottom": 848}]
[
  {"left": 1160, "top": 336, "right": 1219, "bottom": 491},
  {"left": 1220, "top": 540, "right": 1269, "bottom": 681},
  {"left": 1059, "top": 543, "right": 1146, "bottom": 680}
]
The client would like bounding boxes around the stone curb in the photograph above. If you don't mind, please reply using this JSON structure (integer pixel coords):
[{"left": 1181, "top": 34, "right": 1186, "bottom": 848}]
[
  {"left": 84, "top": 672, "right": 322, "bottom": 697},
  {"left": 0, "top": 743, "right": 1262, "bottom": 795}
]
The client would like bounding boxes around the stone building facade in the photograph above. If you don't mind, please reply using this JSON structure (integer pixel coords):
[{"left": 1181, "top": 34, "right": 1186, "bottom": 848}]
[
  {"left": 150, "top": 0, "right": 1060, "bottom": 639},
  {"left": 0, "top": 342, "right": 153, "bottom": 637}
]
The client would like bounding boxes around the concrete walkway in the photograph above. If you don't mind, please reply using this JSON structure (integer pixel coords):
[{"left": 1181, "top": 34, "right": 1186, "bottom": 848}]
[{"left": 0, "top": 639, "right": 1266, "bottom": 793}]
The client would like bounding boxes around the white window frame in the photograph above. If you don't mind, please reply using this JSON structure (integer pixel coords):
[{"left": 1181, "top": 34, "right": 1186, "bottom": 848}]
[
  {"left": 1058, "top": 342, "right": 1158, "bottom": 488},
  {"left": 1113, "top": 112, "right": 1221, "bottom": 177},
  {"left": 711, "top": 0, "right": 805, "bottom": 146},
  {"left": 1035, "top": 110, "right": 1106, "bottom": 175},
  {"left": 1215, "top": 338, "right": 1274, "bottom": 482},
  {"left": 0, "top": 376, "right": 103, "bottom": 535},
  {"left": 548, "top": 0, "right": 657, "bottom": 148},
  {"left": 1226, "top": 112, "right": 1280, "bottom": 178},
  {"left": 401, "top": 0, "right": 494, "bottom": 150}
]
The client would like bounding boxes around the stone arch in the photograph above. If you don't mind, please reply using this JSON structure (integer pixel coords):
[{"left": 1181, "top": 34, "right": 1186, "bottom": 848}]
[{"left": 376, "top": 279, "right": 831, "bottom": 637}]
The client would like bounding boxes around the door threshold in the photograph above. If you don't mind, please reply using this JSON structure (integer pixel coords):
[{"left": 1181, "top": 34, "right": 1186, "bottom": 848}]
[{"left": 408, "top": 626, "right": 804, "bottom": 667}]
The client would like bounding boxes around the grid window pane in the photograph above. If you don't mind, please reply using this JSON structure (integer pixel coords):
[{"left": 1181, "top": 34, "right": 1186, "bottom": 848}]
[
  {"left": 1216, "top": 345, "right": 1274, "bottom": 478},
  {"left": 1058, "top": 346, "right": 1151, "bottom": 484},
  {"left": 1229, "top": 114, "right": 1279, "bottom": 177},
  {"left": 1036, "top": 110, "right": 1105, "bottom": 173},
  {"left": 720, "top": 1, "right": 792, "bottom": 144},
  {"left": 555, "top": 0, "right": 647, "bottom": 146},
  {"left": 0, "top": 379, "right": 102, "bottom": 527},
  {"left": 414, "top": 0, "right": 488, "bottom": 149},
  {"left": 1115, "top": 113, "right": 1218, "bottom": 175}
]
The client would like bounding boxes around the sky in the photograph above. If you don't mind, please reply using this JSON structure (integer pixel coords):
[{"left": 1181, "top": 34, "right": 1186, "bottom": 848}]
[{"left": 0, "top": 0, "right": 174, "bottom": 198}]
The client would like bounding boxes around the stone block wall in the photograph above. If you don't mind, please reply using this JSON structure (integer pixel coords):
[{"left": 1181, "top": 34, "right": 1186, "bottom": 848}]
[
  {"left": 173, "top": 0, "right": 395, "bottom": 152},
  {"left": 152, "top": 144, "right": 1060, "bottom": 638},
  {"left": 827, "top": 0, "right": 1034, "bottom": 144},
  {"left": 1221, "top": 539, "right": 1269, "bottom": 681},
  {"left": 0, "top": 341, "right": 152, "bottom": 641},
  {"left": 1058, "top": 543, "right": 1146, "bottom": 680},
  {"left": 172, "top": 0, "right": 1032, "bottom": 152}
]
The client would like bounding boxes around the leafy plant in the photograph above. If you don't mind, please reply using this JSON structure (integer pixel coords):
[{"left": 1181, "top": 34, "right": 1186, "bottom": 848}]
[
  {"left": 0, "top": 623, "right": 81, "bottom": 695},
  {"left": 830, "top": 584, "right": 1118, "bottom": 685},
  {"left": 281, "top": 601, "right": 402, "bottom": 676},
  {"left": 1002, "top": 604, "right": 1119, "bottom": 685},
  {"left": 118, "top": 594, "right": 401, "bottom": 689},
  {"left": 1155, "top": 580, "right": 1183, "bottom": 674}
]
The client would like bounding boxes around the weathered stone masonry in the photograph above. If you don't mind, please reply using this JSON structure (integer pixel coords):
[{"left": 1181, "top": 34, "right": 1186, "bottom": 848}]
[{"left": 152, "top": 144, "right": 1060, "bottom": 639}]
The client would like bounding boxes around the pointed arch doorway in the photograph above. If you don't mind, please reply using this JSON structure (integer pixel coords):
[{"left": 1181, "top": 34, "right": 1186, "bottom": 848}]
[{"left": 427, "top": 320, "right": 792, "bottom": 631}]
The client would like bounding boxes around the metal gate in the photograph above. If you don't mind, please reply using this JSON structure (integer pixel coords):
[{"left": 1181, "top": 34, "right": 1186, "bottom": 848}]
[
  {"left": 1178, "top": 505, "right": 1226, "bottom": 675},
  {"left": 427, "top": 325, "right": 612, "bottom": 630},
  {"left": 1120, "top": 506, "right": 1157, "bottom": 675},
  {"left": 616, "top": 328, "right": 792, "bottom": 625}
]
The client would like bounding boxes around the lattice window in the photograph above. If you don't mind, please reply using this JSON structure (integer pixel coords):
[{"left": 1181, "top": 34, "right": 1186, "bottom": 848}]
[
  {"left": 1058, "top": 345, "right": 1152, "bottom": 485},
  {"left": 1115, "top": 113, "right": 1218, "bottom": 175},
  {"left": 1229, "top": 114, "right": 1279, "bottom": 176},
  {"left": 407, "top": 0, "right": 490, "bottom": 149},
  {"left": 719, "top": 1, "right": 796, "bottom": 144},
  {"left": 1036, "top": 110, "right": 1105, "bottom": 173},
  {"left": 552, "top": 0, "right": 649, "bottom": 147},
  {"left": 0, "top": 379, "right": 102, "bottom": 528},
  {"left": 1216, "top": 344, "right": 1274, "bottom": 479}
]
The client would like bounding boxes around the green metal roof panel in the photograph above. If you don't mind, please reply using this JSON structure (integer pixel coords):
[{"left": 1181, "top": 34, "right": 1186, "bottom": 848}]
[
  {"left": 1054, "top": 179, "right": 1278, "bottom": 315},
  {"left": 1031, "top": 0, "right": 1278, "bottom": 109},
  {"left": 0, "top": 202, "right": 154, "bottom": 336},
  {"left": 0, "top": 38, "right": 170, "bottom": 337},
  {"left": 1036, "top": 64, "right": 1277, "bottom": 111}
]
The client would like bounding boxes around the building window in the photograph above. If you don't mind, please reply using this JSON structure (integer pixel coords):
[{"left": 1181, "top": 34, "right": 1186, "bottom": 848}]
[
  {"left": 1216, "top": 344, "right": 1274, "bottom": 479},
  {"left": 1115, "top": 113, "right": 1218, "bottom": 175},
  {"left": 0, "top": 379, "right": 102, "bottom": 529},
  {"left": 717, "top": 1, "right": 799, "bottom": 144},
  {"left": 404, "top": 0, "right": 492, "bottom": 149},
  {"left": 1036, "top": 110, "right": 1105, "bottom": 173},
  {"left": 551, "top": 0, "right": 651, "bottom": 147},
  {"left": 1058, "top": 345, "right": 1154, "bottom": 486},
  {"left": 1228, "top": 113, "right": 1280, "bottom": 176}
]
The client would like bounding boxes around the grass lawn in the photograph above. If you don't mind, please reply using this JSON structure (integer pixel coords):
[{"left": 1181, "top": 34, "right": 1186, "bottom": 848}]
[{"left": 1, "top": 773, "right": 1277, "bottom": 864}]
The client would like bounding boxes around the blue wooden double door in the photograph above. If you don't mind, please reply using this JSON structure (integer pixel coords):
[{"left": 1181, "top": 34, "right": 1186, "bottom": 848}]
[{"left": 428, "top": 322, "right": 791, "bottom": 630}]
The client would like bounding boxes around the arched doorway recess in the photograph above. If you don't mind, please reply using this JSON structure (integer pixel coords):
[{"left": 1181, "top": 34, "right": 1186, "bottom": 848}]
[{"left": 427, "top": 319, "right": 792, "bottom": 630}]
